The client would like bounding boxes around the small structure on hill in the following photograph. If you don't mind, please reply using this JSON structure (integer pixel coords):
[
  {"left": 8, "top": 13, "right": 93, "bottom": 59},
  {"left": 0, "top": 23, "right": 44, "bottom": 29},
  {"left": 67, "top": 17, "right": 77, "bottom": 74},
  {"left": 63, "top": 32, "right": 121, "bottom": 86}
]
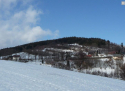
[
  {"left": 88, "top": 51, "right": 96, "bottom": 56},
  {"left": 12, "top": 55, "right": 20, "bottom": 61},
  {"left": 112, "top": 54, "right": 123, "bottom": 60}
]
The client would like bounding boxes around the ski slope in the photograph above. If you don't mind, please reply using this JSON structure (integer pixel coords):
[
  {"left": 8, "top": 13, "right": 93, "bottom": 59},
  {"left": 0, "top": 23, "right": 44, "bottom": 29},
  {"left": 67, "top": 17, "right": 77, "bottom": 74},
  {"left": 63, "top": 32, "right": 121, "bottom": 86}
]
[{"left": 0, "top": 60, "right": 125, "bottom": 91}]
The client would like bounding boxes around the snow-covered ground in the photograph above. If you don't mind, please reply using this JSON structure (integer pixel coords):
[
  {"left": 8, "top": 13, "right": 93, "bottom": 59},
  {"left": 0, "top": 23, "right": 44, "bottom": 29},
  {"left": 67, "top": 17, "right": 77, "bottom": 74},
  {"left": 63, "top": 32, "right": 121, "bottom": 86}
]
[{"left": 0, "top": 60, "right": 125, "bottom": 91}]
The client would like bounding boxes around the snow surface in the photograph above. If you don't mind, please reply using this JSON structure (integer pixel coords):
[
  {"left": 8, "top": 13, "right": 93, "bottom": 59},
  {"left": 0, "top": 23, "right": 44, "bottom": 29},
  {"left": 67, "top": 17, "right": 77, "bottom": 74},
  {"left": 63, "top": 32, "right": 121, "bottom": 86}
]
[
  {"left": 123, "top": 56, "right": 125, "bottom": 64},
  {"left": 0, "top": 60, "right": 125, "bottom": 91},
  {"left": 81, "top": 67, "right": 115, "bottom": 75}
]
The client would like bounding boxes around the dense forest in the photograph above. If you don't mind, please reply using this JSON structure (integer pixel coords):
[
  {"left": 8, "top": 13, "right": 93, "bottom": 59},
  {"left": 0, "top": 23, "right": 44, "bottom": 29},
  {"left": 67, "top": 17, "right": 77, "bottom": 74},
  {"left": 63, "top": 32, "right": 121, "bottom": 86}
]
[{"left": 0, "top": 37, "right": 121, "bottom": 56}]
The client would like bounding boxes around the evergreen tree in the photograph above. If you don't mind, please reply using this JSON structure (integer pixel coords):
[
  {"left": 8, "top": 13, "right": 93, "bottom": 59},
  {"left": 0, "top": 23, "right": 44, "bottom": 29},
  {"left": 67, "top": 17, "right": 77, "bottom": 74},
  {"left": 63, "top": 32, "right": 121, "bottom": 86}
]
[{"left": 121, "top": 43, "right": 123, "bottom": 48}]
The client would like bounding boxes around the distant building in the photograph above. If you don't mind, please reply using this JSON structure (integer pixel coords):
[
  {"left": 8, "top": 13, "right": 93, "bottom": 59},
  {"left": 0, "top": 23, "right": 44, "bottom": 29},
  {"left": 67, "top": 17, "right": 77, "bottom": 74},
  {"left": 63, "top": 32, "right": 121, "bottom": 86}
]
[
  {"left": 108, "top": 51, "right": 116, "bottom": 54},
  {"left": 88, "top": 51, "right": 96, "bottom": 56},
  {"left": 12, "top": 55, "right": 20, "bottom": 61},
  {"left": 112, "top": 54, "right": 123, "bottom": 60}
]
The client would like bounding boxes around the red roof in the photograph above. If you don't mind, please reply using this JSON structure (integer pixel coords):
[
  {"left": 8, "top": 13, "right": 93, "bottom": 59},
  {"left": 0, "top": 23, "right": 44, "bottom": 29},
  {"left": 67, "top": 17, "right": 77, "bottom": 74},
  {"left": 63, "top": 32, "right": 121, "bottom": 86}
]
[
  {"left": 87, "top": 55, "right": 92, "bottom": 57},
  {"left": 109, "top": 51, "right": 116, "bottom": 54}
]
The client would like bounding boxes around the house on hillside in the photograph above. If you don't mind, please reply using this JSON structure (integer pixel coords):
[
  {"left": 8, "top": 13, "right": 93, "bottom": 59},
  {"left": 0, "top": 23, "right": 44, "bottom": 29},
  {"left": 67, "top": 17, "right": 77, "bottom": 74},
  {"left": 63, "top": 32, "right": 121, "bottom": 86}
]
[
  {"left": 12, "top": 55, "right": 21, "bottom": 61},
  {"left": 112, "top": 54, "right": 123, "bottom": 60},
  {"left": 6, "top": 55, "right": 20, "bottom": 61},
  {"left": 86, "top": 54, "right": 92, "bottom": 57},
  {"left": 88, "top": 51, "right": 96, "bottom": 57},
  {"left": 108, "top": 51, "right": 116, "bottom": 54},
  {"left": 98, "top": 54, "right": 106, "bottom": 57}
]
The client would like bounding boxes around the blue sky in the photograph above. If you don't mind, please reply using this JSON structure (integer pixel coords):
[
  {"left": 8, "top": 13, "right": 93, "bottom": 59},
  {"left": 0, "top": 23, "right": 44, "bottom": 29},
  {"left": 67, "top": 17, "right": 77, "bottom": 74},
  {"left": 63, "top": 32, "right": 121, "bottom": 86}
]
[
  {"left": 39, "top": 0, "right": 125, "bottom": 44},
  {"left": 0, "top": 0, "right": 125, "bottom": 48}
]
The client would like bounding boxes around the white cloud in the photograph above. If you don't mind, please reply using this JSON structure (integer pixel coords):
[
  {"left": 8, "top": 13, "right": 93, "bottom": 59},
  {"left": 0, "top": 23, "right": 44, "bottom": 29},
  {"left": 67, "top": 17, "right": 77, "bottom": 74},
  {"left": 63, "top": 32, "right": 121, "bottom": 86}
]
[
  {"left": 53, "top": 30, "right": 59, "bottom": 38},
  {"left": 0, "top": 0, "right": 17, "bottom": 11},
  {"left": 0, "top": 0, "right": 59, "bottom": 49}
]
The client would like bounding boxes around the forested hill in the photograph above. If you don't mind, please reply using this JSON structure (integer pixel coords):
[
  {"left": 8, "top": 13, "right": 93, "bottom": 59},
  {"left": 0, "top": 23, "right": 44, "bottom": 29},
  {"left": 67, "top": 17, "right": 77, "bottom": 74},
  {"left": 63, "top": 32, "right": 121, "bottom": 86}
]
[{"left": 0, "top": 37, "right": 116, "bottom": 56}]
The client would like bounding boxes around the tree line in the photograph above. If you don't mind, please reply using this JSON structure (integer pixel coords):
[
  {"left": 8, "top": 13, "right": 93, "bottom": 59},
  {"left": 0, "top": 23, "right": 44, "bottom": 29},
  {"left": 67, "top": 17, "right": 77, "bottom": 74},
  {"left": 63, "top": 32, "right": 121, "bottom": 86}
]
[{"left": 0, "top": 37, "right": 122, "bottom": 56}]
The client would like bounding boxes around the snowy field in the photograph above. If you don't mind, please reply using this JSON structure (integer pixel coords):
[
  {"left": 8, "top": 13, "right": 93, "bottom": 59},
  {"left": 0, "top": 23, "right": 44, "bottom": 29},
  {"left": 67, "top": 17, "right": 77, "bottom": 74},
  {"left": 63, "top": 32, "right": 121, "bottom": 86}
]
[{"left": 0, "top": 60, "right": 125, "bottom": 91}]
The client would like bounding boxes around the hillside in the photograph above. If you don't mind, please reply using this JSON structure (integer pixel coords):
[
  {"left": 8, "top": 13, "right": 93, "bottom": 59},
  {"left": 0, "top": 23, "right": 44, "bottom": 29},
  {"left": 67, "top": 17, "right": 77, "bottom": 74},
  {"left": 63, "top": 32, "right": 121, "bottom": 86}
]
[
  {"left": 0, "top": 60, "right": 125, "bottom": 91},
  {"left": 0, "top": 37, "right": 120, "bottom": 56}
]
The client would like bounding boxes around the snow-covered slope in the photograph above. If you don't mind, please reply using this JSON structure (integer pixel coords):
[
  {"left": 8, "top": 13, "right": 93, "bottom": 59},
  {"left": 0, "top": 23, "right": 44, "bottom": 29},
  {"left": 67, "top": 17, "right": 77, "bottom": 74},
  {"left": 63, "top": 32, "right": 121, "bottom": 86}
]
[{"left": 0, "top": 60, "right": 125, "bottom": 91}]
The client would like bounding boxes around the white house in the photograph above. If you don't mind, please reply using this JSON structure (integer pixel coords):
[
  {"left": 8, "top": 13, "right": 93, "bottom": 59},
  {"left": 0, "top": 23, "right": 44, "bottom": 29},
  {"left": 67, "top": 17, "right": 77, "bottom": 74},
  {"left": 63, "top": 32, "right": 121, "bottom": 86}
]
[{"left": 12, "top": 55, "right": 20, "bottom": 61}]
